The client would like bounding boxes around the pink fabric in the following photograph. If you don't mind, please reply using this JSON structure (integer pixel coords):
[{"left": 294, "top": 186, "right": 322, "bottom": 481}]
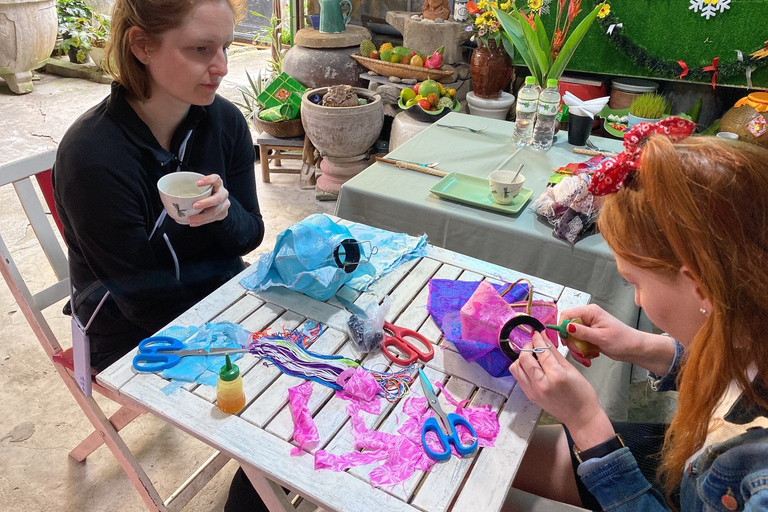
[
  {"left": 288, "top": 381, "right": 319, "bottom": 455},
  {"left": 335, "top": 367, "right": 381, "bottom": 414},
  {"left": 312, "top": 382, "right": 502, "bottom": 487}
]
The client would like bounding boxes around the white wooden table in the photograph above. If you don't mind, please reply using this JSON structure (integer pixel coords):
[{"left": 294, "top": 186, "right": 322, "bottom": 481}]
[{"left": 98, "top": 220, "right": 590, "bottom": 512}]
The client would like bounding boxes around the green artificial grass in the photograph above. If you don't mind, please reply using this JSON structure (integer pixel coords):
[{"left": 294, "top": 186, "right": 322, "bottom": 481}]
[{"left": 533, "top": 0, "right": 768, "bottom": 88}]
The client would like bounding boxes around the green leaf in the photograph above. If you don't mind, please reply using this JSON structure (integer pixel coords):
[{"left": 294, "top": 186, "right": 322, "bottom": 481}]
[
  {"left": 495, "top": 9, "right": 543, "bottom": 85},
  {"left": 685, "top": 97, "right": 702, "bottom": 123},
  {"left": 548, "top": 2, "right": 603, "bottom": 82},
  {"left": 533, "top": 14, "right": 551, "bottom": 69}
]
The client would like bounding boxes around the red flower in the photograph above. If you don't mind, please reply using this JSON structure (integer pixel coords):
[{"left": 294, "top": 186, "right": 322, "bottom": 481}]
[{"left": 467, "top": 1, "right": 480, "bottom": 15}]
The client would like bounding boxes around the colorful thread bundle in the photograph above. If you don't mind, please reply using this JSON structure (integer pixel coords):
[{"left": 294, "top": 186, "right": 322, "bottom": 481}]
[{"left": 248, "top": 331, "right": 414, "bottom": 401}]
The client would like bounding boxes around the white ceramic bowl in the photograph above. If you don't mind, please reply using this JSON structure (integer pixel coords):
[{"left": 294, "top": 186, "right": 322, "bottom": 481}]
[
  {"left": 157, "top": 171, "right": 212, "bottom": 225},
  {"left": 489, "top": 170, "right": 525, "bottom": 204}
]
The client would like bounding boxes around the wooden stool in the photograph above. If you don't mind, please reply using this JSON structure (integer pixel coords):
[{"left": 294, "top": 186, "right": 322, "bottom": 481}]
[{"left": 256, "top": 132, "right": 318, "bottom": 187}]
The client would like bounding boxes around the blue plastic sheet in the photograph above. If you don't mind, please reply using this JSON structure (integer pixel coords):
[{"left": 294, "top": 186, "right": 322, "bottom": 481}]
[
  {"left": 158, "top": 322, "right": 250, "bottom": 394},
  {"left": 240, "top": 214, "right": 427, "bottom": 300}
]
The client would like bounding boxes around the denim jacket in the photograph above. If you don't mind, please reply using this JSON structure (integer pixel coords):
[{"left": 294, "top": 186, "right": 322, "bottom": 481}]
[{"left": 577, "top": 340, "right": 768, "bottom": 511}]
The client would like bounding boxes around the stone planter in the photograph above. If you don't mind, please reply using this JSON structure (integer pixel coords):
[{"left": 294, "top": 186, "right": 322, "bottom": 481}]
[
  {"left": 0, "top": 0, "right": 58, "bottom": 94},
  {"left": 301, "top": 87, "right": 383, "bottom": 159},
  {"left": 301, "top": 87, "right": 384, "bottom": 193}
]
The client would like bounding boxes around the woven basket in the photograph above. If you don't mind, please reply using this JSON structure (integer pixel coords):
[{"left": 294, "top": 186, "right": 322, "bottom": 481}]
[
  {"left": 350, "top": 54, "right": 455, "bottom": 83},
  {"left": 254, "top": 116, "right": 305, "bottom": 138}
]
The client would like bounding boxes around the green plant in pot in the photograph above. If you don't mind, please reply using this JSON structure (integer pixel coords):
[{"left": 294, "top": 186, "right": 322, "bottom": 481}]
[
  {"left": 628, "top": 93, "right": 669, "bottom": 129},
  {"left": 56, "top": 0, "right": 95, "bottom": 64},
  {"left": 89, "top": 13, "right": 111, "bottom": 69}
]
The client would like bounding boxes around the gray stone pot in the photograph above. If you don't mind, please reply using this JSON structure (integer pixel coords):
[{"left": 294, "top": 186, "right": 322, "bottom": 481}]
[
  {"left": 301, "top": 87, "right": 384, "bottom": 159},
  {"left": 0, "top": 0, "right": 57, "bottom": 93}
]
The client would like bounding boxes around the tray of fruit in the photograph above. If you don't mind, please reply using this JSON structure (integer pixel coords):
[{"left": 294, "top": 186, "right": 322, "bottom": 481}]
[
  {"left": 397, "top": 79, "right": 460, "bottom": 122},
  {"left": 352, "top": 41, "right": 455, "bottom": 82}
]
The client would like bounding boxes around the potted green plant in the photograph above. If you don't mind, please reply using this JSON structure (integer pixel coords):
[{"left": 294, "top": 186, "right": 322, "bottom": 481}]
[
  {"left": 56, "top": 0, "right": 94, "bottom": 63},
  {"left": 628, "top": 93, "right": 669, "bottom": 128},
  {"left": 88, "top": 13, "right": 110, "bottom": 69}
]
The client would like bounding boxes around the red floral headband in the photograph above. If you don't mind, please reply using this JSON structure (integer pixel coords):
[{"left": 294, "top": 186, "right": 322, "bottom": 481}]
[{"left": 588, "top": 116, "right": 697, "bottom": 196}]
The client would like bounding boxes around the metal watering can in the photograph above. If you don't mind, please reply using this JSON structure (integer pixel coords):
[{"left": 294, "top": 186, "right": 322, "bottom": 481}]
[{"left": 319, "top": 0, "right": 351, "bottom": 33}]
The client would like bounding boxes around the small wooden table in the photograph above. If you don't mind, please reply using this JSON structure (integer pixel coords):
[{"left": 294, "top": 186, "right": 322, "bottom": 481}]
[{"left": 98, "top": 218, "right": 589, "bottom": 512}]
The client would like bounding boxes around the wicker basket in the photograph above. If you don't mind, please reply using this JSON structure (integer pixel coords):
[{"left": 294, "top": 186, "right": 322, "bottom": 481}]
[
  {"left": 350, "top": 54, "right": 455, "bottom": 83},
  {"left": 254, "top": 116, "right": 305, "bottom": 138}
]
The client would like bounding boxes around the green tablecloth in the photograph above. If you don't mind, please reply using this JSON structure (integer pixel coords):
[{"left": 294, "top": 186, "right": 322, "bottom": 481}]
[{"left": 335, "top": 112, "right": 634, "bottom": 420}]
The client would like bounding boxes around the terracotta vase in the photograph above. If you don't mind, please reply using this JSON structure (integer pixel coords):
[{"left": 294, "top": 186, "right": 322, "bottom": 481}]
[{"left": 470, "top": 40, "right": 512, "bottom": 100}]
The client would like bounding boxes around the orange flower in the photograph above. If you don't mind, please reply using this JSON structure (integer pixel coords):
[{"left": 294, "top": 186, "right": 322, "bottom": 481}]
[
  {"left": 520, "top": 9, "right": 535, "bottom": 29},
  {"left": 467, "top": 1, "right": 480, "bottom": 14},
  {"left": 551, "top": 28, "right": 565, "bottom": 58}
]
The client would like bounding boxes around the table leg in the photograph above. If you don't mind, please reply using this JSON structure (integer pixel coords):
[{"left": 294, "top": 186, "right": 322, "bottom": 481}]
[
  {"left": 241, "top": 464, "right": 294, "bottom": 512},
  {"left": 259, "top": 144, "right": 271, "bottom": 183}
]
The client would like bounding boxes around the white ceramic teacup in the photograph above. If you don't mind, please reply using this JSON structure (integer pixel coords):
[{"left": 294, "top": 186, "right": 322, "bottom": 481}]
[
  {"left": 489, "top": 170, "right": 525, "bottom": 205},
  {"left": 157, "top": 171, "right": 212, "bottom": 225}
]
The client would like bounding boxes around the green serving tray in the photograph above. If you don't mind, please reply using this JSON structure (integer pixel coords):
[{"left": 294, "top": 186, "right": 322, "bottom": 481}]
[{"left": 430, "top": 172, "right": 533, "bottom": 215}]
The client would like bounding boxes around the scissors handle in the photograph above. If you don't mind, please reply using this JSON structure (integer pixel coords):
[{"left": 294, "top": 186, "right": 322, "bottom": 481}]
[
  {"left": 421, "top": 413, "right": 478, "bottom": 461},
  {"left": 381, "top": 322, "right": 434, "bottom": 366},
  {"left": 132, "top": 353, "right": 181, "bottom": 372},
  {"left": 132, "top": 336, "right": 185, "bottom": 372},
  {"left": 138, "top": 336, "right": 184, "bottom": 353}
]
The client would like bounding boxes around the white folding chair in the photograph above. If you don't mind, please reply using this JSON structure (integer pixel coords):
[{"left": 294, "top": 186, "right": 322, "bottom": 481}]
[{"left": 0, "top": 150, "right": 230, "bottom": 511}]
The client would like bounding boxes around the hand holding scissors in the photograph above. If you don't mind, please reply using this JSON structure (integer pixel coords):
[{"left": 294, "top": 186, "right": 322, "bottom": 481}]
[
  {"left": 418, "top": 369, "right": 478, "bottom": 461},
  {"left": 381, "top": 322, "right": 434, "bottom": 366},
  {"left": 132, "top": 336, "right": 251, "bottom": 372}
]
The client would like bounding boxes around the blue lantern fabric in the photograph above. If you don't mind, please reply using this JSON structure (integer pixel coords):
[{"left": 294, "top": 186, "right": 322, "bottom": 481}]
[{"left": 240, "top": 214, "right": 428, "bottom": 300}]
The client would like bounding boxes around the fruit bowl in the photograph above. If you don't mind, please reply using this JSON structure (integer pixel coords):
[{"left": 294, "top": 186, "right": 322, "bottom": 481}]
[{"left": 398, "top": 97, "right": 460, "bottom": 123}]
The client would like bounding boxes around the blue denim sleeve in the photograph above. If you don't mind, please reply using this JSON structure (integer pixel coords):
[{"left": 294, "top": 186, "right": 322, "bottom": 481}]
[
  {"left": 647, "top": 338, "right": 684, "bottom": 392},
  {"left": 578, "top": 448, "right": 670, "bottom": 511},
  {"left": 745, "top": 471, "right": 768, "bottom": 512}
]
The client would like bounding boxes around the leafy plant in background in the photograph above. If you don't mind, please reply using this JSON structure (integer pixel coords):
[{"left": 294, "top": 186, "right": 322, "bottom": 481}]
[
  {"left": 234, "top": 69, "right": 268, "bottom": 122},
  {"left": 56, "top": 0, "right": 95, "bottom": 63},
  {"left": 251, "top": 10, "right": 286, "bottom": 79},
  {"left": 494, "top": 1, "right": 610, "bottom": 86},
  {"left": 91, "top": 13, "right": 111, "bottom": 50}
]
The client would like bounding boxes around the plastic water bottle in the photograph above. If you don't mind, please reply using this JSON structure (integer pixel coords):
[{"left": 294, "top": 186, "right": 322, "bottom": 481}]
[
  {"left": 512, "top": 76, "right": 539, "bottom": 147},
  {"left": 532, "top": 78, "right": 561, "bottom": 151}
]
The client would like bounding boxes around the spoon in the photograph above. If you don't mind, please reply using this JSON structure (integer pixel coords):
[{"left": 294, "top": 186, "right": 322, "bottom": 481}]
[
  {"left": 437, "top": 124, "right": 488, "bottom": 134},
  {"left": 511, "top": 163, "right": 524, "bottom": 183}
]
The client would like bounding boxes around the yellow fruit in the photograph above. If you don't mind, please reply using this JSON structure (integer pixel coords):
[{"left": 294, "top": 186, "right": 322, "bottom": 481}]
[
  {"left": 410, "top": 55, "right": 424, "bottom": 67},
  {"left": 439, "top": 83, "right": 446, "bottom": 95},
  {"left": 379, "top": 42, "right": 393, "bottom": 53},
  {"left": 447, "top": 88, "right": 457, "bottom": 97},
  {"left": 400, "top": 88, "right": 416, "bottom": 102},
  {"left": 390, "top": 54, "right": 401, "bottom": 63}
]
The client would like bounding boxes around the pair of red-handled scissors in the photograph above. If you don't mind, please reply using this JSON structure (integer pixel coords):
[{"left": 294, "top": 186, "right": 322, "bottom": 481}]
[
  {"left": 381, "top": 321, "right": 434, "bottom": 366},
  {"left": 418, "top": 369, "right": 478, "bottom": 461}
]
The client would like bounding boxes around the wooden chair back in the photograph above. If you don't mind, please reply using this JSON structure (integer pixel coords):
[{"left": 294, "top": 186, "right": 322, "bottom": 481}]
[{"left": 0, "top": 150, "right": 229, "bottom": 512}]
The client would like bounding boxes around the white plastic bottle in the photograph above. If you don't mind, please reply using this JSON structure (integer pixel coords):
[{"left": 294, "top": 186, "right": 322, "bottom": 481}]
[
  {"left": 512, "top": 76, "right": 539, "bottom": 147},
  {"left": 532, "top": 78, "right": 561, "bottom": 151}
]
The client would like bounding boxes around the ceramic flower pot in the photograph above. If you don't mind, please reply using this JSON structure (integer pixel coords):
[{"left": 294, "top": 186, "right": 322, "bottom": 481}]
[
  {"left": 470, "top": 40, "right": 512, "bottom": 100},
  {"left": 301, "top": 87, "right": 384, "bottom": 158},
  {"left": 627, "top": 113, "right": 661, "bottom": 129}
]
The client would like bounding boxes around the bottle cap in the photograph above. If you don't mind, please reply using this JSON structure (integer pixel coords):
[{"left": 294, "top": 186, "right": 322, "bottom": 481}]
[
  {"left": 219, "top": 354, "right": 240, "bottom": 381},
  {"left": 547, "top": 78, "right": 559, "bottom": 88},
  {"left": 525, "top": 76, "right": 536, "bottom": 85}
]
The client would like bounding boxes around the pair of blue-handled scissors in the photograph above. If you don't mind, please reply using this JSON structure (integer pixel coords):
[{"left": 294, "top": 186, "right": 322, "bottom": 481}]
[
  {"left": 132, "top": 336, "right": 251, "bottom": 372},
  {"left": 418, "top": 369, "right": 478, "bottom": 461}
]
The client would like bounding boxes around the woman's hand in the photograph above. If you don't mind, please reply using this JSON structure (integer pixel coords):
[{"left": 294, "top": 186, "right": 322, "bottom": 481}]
[
  {"left": 560, "top": 304, "right": 677, "bottom": 375},
  {"left": 510, "top": 331, "right": 614, "bottom": 449},
  {"left": 188, "top": 174, "right": 230, "bottom": 227},
  {"left": 560, "top": 304, "right": 642, "bottom": 364}
]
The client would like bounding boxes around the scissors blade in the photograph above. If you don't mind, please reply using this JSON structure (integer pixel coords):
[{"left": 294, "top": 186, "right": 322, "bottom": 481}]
[
  {"left": 155, "top": 347, "right": 249, "bottom": 357},
  {"left": 418, "top": 370, "right": 453, "bottom": 435}
]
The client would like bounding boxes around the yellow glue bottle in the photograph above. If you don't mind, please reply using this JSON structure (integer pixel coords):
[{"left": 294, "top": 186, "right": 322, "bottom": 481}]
[{"left": 216, "top": 354, "right": 245, "bottom": 414}]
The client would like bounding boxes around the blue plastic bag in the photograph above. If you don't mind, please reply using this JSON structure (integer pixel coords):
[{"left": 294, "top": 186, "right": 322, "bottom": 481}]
[{"left": 240, "top": 214, "right": 375, "bottom": 301}]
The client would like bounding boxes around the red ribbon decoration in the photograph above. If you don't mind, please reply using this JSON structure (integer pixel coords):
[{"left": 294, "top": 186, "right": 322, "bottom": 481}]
[
  {"left": 703, "top": 57, "right": 719, "bottom": 89},
  {"left": 677, "top": 60, "right": 689, "bottom": 79},
  {"left": 587, "top": 117, "right": 697, "bottom": 197}
]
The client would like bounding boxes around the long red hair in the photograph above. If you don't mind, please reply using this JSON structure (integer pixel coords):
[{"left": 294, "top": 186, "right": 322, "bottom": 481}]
[{"left": 598, "top": 136, "right": 768, "bottom": 504}]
